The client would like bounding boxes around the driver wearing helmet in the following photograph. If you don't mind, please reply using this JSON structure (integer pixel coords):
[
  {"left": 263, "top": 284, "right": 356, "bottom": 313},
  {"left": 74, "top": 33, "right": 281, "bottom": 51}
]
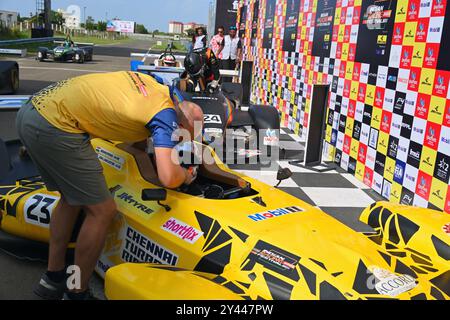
[
  {"left": 163, "top": 55, "right": 177, "bottom": 67},
  {"left": 180, "top": 48, "right": 220, "bottom": 93}
]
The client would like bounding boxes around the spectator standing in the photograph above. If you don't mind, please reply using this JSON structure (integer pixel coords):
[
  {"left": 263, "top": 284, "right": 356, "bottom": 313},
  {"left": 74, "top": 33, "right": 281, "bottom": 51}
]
[
  {"left": 221, "top": 26, "right": 242, "bottom": 83},
  {"left": 192, "top": 27, "right": 207, "bottom": 51},
  {"left": 210, "top": 26, "right": 225, "bottom": 61}
]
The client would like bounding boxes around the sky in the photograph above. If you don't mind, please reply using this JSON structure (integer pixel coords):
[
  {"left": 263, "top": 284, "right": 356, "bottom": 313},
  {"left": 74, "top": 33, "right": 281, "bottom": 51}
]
[{"left": 0, "top": 0, "right": 212, "bottom": 31}]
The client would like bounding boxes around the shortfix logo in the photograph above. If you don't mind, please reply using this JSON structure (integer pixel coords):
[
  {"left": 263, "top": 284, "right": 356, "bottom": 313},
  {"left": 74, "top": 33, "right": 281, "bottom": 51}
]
[{"left": 161, "top": 218, "right": 203, "bottom": 244}]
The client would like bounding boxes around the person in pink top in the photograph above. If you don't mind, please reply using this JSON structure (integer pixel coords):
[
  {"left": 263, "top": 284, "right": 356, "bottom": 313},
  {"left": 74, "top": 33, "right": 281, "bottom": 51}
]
[{"left": 210, "top": 26, "right": 225, "bottom": 61}]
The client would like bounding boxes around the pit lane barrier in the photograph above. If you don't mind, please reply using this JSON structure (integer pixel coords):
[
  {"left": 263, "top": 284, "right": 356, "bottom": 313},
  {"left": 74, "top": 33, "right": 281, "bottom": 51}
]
[
  {"left": 0, "top": 37, "right": 66, "bottom": 57},
  {"left": 134, "top": 65, "right": 240, "bottom": 80}
]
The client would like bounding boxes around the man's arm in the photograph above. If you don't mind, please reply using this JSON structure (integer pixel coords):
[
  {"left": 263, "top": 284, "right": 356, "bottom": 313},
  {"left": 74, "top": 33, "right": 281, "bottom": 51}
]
[
  {"left": 146, "top": 109, "right": 194, "bottom": 189},
  {"left": 154, "top": 148, "right": 194, "bottom": 188},
  {"left": 208, "top": 50, "right": 221, "bottom": 80},
  {"left": 217, "top": 38, "right": 225, "bottom": 56}
]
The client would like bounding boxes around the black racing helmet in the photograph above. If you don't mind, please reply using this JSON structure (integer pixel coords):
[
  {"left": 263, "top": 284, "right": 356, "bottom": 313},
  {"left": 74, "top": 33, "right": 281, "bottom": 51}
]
[{"left": 184, "top": 51, "right": 205, "bottom": 77}]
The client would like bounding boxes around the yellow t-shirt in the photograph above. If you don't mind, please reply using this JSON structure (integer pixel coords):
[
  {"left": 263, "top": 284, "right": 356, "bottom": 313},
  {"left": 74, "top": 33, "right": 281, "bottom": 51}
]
[{"left": 31, "top": 71, "right": 175, "bottom": 142}]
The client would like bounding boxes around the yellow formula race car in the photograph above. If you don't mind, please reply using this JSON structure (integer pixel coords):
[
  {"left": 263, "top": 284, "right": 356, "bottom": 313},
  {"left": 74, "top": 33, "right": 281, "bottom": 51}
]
[{"left": 0, "top": 138, "right": 449, "bottom": 300}]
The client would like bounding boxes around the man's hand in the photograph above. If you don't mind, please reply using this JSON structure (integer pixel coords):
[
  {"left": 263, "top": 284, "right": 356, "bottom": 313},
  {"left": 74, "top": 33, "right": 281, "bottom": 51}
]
[
  {"left": 154, "top": 147, "right": 189, "bottom": 189},
  {"left": 184, "top": 166, "right": 198, "bottom": 185},
  {"left": 207, "top": 80, "right": 219, "bottom": 94}
]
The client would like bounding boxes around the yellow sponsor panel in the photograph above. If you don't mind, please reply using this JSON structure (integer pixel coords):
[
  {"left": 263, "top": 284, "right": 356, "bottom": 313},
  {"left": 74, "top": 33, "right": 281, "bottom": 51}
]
[
  {"left": 355, "top": 161, "right": 365, "bottom": 182},
  {"left": 411, "top": 43, "right": 426, "bottom": 68},
  {"left": 365, "top": 85, "right": 376, "bottom": 106},
  {"left": 350, "top": 139, "right": 359, "bottom": 160},
  {"left": 371, "top": 108, "right": 382, "bottom": 131},
  {"left": 345, "top": 117, "right": 354, "bottom": 137},
  {"left": 345, "top": 60, "right": 353, "bottom": 80},
  {"left": 403, "top": 22, "right": 417, "bottom": 46},
  {"left": 338, "top": 25, "right": 345, "bottom": 43},
  {"left": 326, "top": 125, "right": 332, "bottom": 143},
  {"left": 390, "top": 182, "right": 403, "bottom": 204},
  {"left": 342, "top": 43, "right": 349, "bottom": 62},
  {"left": 377, "top": 131, "right": 389, "bottom": 155},
  {"left": 334, "top": 8, "right": 341, "bottom": 25},
  {"left": 350, "top": 81, "right": 359, "bottom": 100},
  {"left": 428, "top": 96, "right": 446, "bottom": 125},
  {"left": 420, "top": 147, "right": 438, "bottom": 177},
  {"left": 377, "top": 35, "right": 388, "bottom": 45},
  {"left": 395, "top": 0, "right": 408, "bottom": 23},
  {"left": 429, "top": 179, "right": 448, "bottom": 210},
  {"left": 419, "top": 68, "right": 436, "bottom": 95},
  {"left": 384, "top": 157, "right": 396, "bottom": 182}
]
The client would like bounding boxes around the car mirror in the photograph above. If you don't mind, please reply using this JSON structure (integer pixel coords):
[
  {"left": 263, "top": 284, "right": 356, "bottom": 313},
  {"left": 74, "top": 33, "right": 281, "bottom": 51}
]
[
  {"left": 275, "top": 168, "right": 293, "bottom": 187},
  {"left": 142, "top": 189, "right": 171, "bottom": 212},
  {"left": 142, "top": 189, "right": 167, "bottom": 201}
]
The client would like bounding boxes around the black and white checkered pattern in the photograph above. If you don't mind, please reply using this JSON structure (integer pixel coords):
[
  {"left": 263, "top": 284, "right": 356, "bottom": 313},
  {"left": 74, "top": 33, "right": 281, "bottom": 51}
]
[{"left": 229, "top": 128, "right": 383, "bottom": 232}]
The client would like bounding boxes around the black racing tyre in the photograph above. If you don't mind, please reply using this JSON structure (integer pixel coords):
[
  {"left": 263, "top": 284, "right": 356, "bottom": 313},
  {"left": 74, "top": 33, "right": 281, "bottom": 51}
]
[
  {"left": 75, "top": 52, "right": 85, "bottom": 64},
  {"left": 10, "top": 66, "right": 19, "bottom": 93}
]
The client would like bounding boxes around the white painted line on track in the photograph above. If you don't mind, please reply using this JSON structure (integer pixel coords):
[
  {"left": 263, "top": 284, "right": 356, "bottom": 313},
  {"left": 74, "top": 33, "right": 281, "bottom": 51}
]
[{"left": 20, "top": 66, "right": 108, "bottom": 73}]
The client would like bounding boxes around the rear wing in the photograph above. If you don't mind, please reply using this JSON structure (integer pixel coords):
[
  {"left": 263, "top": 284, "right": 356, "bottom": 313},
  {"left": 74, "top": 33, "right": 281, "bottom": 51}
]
[{"left": 0, "top": 96, "right": 31, "bottom": 112}]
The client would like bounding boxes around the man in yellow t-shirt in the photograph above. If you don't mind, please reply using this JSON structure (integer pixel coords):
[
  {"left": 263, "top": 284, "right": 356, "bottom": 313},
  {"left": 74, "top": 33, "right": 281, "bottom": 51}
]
[{"left": 16, "top": 71, "right": 203, "bottom": 300}]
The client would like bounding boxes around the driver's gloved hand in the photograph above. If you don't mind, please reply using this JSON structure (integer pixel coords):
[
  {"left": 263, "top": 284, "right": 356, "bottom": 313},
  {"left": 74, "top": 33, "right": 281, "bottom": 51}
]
[
  {"left": 207, "top": 80, "right": 219, "bottom": 94},
  {"left": 184, "top": 166, "right": 198, "bottom": 185}
]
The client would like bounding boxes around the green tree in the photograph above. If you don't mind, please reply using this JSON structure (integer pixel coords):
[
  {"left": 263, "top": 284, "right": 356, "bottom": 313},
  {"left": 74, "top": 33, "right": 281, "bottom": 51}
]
[
  {"left": 51, "top": 11, "right": 65, "bottom": 25},
  {"left": 85, "top": 16, "right": 96, "bottom": 31},
  {"left": 135, "top": 23, "right": 148, "bottom": 34},
  {"left": 97, "top": 21, "right": 107, "bottom": 32}
]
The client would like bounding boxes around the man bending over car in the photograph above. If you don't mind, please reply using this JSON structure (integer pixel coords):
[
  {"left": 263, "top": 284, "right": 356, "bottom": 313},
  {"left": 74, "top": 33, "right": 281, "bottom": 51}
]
[{"left": 16, "top": 71, "right": 203, "bottom": 300}]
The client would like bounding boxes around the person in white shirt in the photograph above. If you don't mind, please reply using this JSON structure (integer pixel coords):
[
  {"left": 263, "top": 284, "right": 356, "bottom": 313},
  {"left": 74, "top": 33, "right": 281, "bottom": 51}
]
[
  {"left": 221, "top": 26, "right": 242, "bottom": 83},
  {"left": 192, "top": 27, "right": 207, "bottom": 51}
]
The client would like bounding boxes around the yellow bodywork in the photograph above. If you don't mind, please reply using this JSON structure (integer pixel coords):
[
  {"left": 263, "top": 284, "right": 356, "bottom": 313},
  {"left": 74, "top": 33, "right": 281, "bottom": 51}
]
[{"left": 0, "top": 139, "right": 449, "bottom": 300}]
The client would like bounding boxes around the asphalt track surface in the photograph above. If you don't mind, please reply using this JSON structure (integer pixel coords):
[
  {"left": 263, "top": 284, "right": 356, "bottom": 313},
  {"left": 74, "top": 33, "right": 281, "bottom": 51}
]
[{"left": 0, "top": 40, "right": 160, "bottom": 300}]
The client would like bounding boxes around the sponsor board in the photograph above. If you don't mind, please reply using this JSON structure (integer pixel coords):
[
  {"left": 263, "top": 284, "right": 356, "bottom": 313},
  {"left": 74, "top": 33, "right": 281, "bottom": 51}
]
[
  {"left": 121, "top": 226, "right": 178, "bottom": 265},
  {"left": 371, "top": 267, "right": 417, "bottom": 297},
  {"left": 161, "top": 218, "right": 203, "bottom": 244},
  {"left": 96, "top": 147, "right": 125, "bottom": 171},
  {"left": 248, "top": 206, "right": 304, "bottom": 222}
]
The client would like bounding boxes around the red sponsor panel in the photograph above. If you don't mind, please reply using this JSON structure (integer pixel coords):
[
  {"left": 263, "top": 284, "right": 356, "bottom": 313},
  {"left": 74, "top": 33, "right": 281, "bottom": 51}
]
[
  {"left": 446, "top": 185, "right": 450, "bottom": 214},
  {"left": 400, "top": 46, "right": 413, "bottom": 68},
  {"left": 339, "top": 61, "right": 346, "bottom": 78},
  {"left": 381, "top": 110, "right": 392, "bottom": 134},
  {"left": 433, "top": 70, "right": 450, "bottom": 98},
  {"left": 364, "top": 167, "right": 374, "bottom": 188},
  {"left": 348, "top": 43, "right": 357, "bottom": 61},
  {"left": 415, "top": 93, "right": 431, "bottom": 119},
  {"left": 407, "top": 0, "right": 420, "bottom": 21},
  {"left": 358, "top": 143, "right": 367, "bottom": 164},
  {"left": 432, "top": 0, "right": 448, "bottom": 16},
  {"left": 343, "top": 135, "right": 352, "bottom": 154},
  {"left": 416, "top": 171, "right": 432, "bottom": 201},
  {"left": 353, "top": 6, "right": 361, "bottom": 25},
  {"left": 358, "top": 83, "right": 367, "bottom": 103},
  {"left": 392, "top": 23, "right": 405, "bottom": 45},
  {"left": 374, "top": 87, "right": 385, "bottom": 109},
  {"left": 408, "top": 67, "right": 422, "bottom": 91},
  {"left": 424, "top": 121, "right": 442, "bottom": 150},
  {"left": 332, "top": 25, "right": 339, "bottom": 42},
  {"left": 348, "top": 100, "right": 356, "bottom": 119},
  {"left": 336, "top": 42, "right": 343, "bottom": 60},
  {"left": 340, "top": 7, "right": 347, "bottom": 25},
  {"left": 343, "top": 79, "right": 351, "bottom": 98},
  {"left": 303, "top": 113, "right": 309, "bottom": 128},
  {"left": 415, "top": 18, "right": 430, "bottom": 42},
  {"left": 444, "top": 100, "right": 450, "bottom": 127},
  {"left": 423, "top": 43, "right": 440, "bottom": 69},
  {"left": 353, "top": 63, "right": 361, "bottom": 81},
  {"left": 344, "top": 25, "right": 351, "bottom": 43}
]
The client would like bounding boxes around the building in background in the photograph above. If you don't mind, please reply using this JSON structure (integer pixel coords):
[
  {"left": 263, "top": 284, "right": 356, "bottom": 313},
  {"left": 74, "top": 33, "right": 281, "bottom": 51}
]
[
  {"left": 0, "top": 10, "right": 18, "bottom": 27},
  {"left": 57, "top": 7, "right": 81, "bottom": 29},
  {"left": 168, "top": 21, "right": 183, "bottom": 34}
]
